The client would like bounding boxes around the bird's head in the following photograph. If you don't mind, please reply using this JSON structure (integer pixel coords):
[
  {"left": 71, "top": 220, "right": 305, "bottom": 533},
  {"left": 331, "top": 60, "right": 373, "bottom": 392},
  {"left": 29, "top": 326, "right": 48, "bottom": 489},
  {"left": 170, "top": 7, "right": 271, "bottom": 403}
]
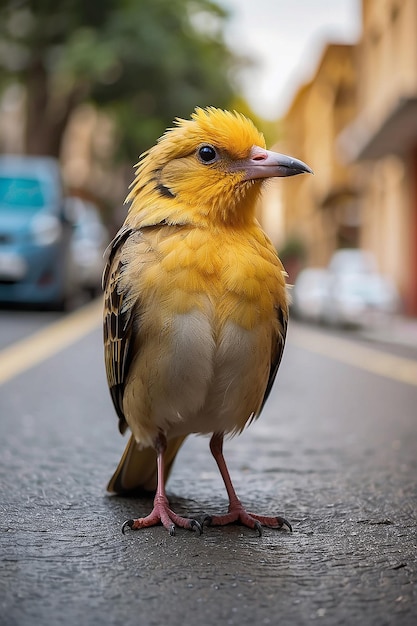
[{"left": 127, "top": 107, "right": 312, "bottom": 228}]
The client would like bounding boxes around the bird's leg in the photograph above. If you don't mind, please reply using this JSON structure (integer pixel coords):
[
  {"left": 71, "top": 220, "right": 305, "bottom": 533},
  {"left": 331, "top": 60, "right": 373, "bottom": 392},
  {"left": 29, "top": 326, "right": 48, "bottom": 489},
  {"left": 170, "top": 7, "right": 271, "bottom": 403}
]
[
  {"left": 205, "top": 432, "right": 292, "bottom": 536},
  {"left": 122, "top": 433, "right": 202, "bottom": 536}
]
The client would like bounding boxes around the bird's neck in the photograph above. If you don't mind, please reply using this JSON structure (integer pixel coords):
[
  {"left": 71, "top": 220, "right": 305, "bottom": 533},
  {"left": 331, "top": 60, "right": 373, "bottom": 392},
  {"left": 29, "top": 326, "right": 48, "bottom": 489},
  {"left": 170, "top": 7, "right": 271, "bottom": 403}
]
[{"left": 127, "top": 181, "right": 263, "bottom": 230}]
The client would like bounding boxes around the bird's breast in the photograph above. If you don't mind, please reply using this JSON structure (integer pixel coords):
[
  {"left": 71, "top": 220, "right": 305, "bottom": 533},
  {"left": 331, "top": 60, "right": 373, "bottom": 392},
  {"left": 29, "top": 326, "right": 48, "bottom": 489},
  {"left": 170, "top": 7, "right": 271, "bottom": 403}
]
[
  {"left": 122, "top": 225, "right": 286, "bottom": 444},
  {"left": 139, "top": 226, "right": 285, "bottom": 330},
  {"left": 149, "top": 308, "right": 273, "bottom": 437}
]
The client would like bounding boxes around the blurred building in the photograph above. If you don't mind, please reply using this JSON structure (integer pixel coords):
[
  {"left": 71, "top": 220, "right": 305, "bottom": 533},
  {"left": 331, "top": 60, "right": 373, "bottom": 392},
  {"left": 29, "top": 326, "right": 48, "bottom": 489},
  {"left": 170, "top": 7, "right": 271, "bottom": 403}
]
[
  {"left": 340, "top": 0, "right": 417, "bottom": 315},
  {"left": 265, "top": 0, "right": 417, "bottom": 316},
  {"left": 269, "top": 43, "right": 357, "bottom": 280},
  {"left": 61, "top": 104, "right": 128, "bottom": 229}
]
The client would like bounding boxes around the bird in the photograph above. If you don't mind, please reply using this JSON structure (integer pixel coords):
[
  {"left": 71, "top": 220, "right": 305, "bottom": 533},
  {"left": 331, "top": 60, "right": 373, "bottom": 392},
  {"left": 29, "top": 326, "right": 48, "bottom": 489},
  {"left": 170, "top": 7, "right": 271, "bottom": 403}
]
[{"left": 103, "top": 107, "right": 312, "bottom": 536}]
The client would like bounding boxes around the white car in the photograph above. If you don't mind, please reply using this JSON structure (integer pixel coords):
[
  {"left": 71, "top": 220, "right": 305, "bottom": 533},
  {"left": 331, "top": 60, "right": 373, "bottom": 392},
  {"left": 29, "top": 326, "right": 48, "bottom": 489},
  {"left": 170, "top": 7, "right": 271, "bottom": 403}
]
[
  {"left": 292, "top": 250, "right": 400, "bottom": 328},
  {"left": 291, "top": 268, "right": 330, "bottom": 323},
  {"left": 323, "top": 250, "right": 400, "bottom": 327},
  {"left": 322, "top": 271, "right": 400, "bottom": 327},
  {"left": 68, "top": 198, "right": 109, "bottom": 298}
]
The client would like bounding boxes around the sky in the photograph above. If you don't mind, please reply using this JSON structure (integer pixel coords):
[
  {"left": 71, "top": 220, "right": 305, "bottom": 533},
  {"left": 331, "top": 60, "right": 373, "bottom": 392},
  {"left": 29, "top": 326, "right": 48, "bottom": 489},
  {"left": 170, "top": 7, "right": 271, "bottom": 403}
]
[{"left": 221, "top": 0, "right": 361, "bottom": 119}]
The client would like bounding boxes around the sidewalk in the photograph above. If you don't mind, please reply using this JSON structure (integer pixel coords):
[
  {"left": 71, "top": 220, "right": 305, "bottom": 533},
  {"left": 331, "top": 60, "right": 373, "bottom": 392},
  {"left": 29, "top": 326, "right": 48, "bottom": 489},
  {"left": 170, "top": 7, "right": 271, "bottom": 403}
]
[{"left": 358, "top": 314, "right": 417, "bottom": 350}]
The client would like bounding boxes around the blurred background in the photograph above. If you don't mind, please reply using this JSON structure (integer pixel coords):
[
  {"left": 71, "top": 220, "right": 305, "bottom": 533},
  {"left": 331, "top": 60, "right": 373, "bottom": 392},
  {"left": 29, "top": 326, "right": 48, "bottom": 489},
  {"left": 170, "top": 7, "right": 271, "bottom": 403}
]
[{"left": 0, "top": 0, "right": 416, "bottom": 325}]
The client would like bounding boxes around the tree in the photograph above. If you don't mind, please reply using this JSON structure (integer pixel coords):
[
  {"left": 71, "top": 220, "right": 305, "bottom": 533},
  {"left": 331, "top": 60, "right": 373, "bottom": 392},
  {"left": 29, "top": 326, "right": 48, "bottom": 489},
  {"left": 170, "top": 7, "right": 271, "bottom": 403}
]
[{"left": 0, "top": 0, "right": 238, "bottom": 160}]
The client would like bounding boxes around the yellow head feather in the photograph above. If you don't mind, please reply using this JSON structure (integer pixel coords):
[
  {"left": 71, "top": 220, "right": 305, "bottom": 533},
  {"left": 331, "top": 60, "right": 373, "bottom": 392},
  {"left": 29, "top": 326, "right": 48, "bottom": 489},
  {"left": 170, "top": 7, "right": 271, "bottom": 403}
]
[
  {"left": 126, "top": 107, "right": 267, "bottom": 228},
  {"left": 173, "top": 107, "right": 265, "bottom": 159}
]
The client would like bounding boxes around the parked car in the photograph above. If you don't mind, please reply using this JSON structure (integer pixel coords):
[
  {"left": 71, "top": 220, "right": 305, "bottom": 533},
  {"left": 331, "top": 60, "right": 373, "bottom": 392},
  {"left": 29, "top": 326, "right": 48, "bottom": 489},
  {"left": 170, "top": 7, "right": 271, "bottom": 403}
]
[
  {"left": 291, "top": 268, "right": 330, "bottom": 323},
  {"left": 68, "top": 197, "right": 109, "bottom": 298},
  {"left": 292, "top": 250, "right": 400, "bottom": 328},
  {"left": 0, "top": 155, "right": 77, "bottom": 309},
  {"left": 322, "top": 270, "right": 400, "bottom": 327},
  {"left": 328, "top": 248, "right": 377, "bottom": 275},
  {"left": 324, "top": 249, "right": 400, "bottom": 327}
]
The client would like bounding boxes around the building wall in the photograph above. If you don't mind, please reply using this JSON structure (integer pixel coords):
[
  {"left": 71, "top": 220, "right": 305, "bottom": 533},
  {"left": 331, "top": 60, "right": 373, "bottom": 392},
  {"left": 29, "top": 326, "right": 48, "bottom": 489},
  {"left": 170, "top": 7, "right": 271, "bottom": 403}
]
[
  {"left": 349, "top": 0, "right": 417, "bottom": 314},
  {"left": 359, "top": 156, "right": 409, "bottom": 294},
  {"left": 261, "top": 44, "right": 358, "bottom": 271},
  {"left": 360, "top": 0, "right": 417, "bottom": 118},
  {"left": 260, "top": 0, "right": 417, "bottom": 315}
]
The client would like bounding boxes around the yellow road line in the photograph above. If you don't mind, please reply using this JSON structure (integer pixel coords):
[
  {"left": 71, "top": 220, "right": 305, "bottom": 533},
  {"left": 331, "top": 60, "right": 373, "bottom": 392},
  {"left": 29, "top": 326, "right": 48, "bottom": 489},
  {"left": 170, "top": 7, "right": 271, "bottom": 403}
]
[
  {"left": 0, "top": 298, "right": 102, "bottom": 386},
  {"left": 289, "top": 325, "right": 417, "bottom": 387},
  {"left": 1, "top": 302, "right": 416, "bottom": 388}
]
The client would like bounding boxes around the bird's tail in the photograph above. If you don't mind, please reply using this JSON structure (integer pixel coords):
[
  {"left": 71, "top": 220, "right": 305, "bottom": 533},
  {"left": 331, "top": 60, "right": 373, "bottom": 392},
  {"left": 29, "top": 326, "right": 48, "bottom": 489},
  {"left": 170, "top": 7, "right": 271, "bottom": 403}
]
[{"left": 107, "top": 434, "right": 186, "bottom": 495}]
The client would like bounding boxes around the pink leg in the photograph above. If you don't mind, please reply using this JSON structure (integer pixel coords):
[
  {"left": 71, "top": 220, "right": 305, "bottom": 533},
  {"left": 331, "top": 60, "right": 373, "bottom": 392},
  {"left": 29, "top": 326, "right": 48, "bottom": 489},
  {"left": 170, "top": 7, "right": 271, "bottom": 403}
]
[
  {"left": 205, "top": 433, "right": 292, "bottom": 536},
  {"left": 121, "top": 434, "right": 201, "bottom": 536}
]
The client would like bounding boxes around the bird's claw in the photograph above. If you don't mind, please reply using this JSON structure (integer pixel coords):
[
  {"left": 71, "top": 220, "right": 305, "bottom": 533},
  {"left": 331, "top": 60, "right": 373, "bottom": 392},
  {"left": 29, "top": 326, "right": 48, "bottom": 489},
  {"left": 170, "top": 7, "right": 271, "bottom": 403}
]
[
  {"left": 202, "top": 515, "right": 212, "bottom": 527},
  {"left": 167, "top": 517, "right": 202, "bottom": 537},
  {"left": 190, "top": 519, "right": 203, "bottom": 535},
  {"left": 166, "top": 517, "right": 202, "bottom": 536},
  {"left": 121, "top": 519, "right": 135, "bottom": 535},
  {"left": 203, "top": 512, "right": 263, "bottom": 536},
  {"left": 201, "top": 509, "right": 291, "bottom": 536},
  {"left": 121, "top": 514, "right": 202, "bottom": 536},
  {"left": 276, "top": 516, "right": 293, "bottom": 532}
]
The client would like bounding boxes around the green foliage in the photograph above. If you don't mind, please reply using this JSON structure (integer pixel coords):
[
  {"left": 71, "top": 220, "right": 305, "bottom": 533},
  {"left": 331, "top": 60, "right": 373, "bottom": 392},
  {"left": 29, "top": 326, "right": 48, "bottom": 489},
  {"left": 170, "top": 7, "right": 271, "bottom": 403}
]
[{"left": 0, "top": 0, "right": 239, "bottom": 160}]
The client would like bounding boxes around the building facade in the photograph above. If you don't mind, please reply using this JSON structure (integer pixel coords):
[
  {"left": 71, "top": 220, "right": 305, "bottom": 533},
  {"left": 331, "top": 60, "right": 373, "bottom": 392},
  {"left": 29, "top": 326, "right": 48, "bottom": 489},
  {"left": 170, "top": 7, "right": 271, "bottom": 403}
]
[
  {"left": 341, "top": 0, "right": 417, "bottom": 315},
  {"left": 271, "top": 43, "right": 358, "bottom": 271},
  {"left": 265, "top": 0, "right": 417, "bottom": 316}
]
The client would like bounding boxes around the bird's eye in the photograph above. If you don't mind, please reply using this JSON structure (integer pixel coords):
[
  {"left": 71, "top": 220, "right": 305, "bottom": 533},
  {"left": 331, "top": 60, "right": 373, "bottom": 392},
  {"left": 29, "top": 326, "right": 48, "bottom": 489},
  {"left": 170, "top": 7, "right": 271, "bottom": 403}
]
[{"left": 198, "top": 145, "right": 217, "bottom": 163}]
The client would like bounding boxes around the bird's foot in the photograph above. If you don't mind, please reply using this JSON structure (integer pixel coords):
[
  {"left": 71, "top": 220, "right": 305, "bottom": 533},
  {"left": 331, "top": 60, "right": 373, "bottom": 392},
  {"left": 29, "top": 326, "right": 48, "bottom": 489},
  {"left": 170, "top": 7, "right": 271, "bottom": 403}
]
[
  {"left": 122, "top": 494, "right": 202, "bottom": 536},
  {"left": 204, "top": 502, "right": 292, "bottom": 536}
]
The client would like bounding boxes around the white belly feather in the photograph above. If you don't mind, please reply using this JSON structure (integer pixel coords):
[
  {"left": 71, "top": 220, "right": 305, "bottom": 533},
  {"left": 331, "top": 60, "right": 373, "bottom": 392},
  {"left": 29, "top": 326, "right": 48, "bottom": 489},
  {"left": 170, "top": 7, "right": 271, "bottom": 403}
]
[
  {"left": 124, "top": 308, "right": 271, "bottom": 446},
  {"left": 155, "top": 310, "right": 270, "bottom": 439}
]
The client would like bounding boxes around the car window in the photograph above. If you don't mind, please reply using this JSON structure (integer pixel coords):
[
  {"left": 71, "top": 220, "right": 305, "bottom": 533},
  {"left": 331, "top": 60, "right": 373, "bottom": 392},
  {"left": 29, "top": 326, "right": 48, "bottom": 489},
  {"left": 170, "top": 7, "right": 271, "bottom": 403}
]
[{"left": 0, "top": 176, "right": 45, "bottom": 211}]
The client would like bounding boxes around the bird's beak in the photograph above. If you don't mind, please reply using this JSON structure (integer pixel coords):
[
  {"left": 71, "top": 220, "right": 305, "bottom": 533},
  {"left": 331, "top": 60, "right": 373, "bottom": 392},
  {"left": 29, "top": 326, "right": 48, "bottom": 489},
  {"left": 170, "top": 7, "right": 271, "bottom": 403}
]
[{"left": 238, "top": 146, "right": 313, "bottom": 180}]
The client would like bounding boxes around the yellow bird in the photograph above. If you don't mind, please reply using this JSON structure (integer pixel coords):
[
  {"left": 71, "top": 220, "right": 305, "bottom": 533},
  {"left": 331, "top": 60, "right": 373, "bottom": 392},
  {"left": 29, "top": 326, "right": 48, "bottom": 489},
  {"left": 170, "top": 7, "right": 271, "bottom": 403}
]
[{"left": 103, "top": 107, "right": 312, "bottom": 536}]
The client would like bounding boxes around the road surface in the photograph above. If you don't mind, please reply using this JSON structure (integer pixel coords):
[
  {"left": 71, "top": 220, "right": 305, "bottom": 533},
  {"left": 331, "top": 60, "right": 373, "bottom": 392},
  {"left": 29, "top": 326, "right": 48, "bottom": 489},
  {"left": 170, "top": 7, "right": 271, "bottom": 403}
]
[{"left": 0, "top": 302, "right": 416, "bottom": 625}]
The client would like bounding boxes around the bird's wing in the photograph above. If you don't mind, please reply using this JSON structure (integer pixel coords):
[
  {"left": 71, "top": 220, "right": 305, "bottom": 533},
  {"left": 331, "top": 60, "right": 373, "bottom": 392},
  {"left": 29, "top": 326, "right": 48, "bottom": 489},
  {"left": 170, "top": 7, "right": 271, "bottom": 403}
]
[
  {"left": 103, "top": 225, "right": 137, "bottom": 435},
  {"left": 259, "top": 305, "right": 288, "bottom": 412},
  {"left": 103, "top": 222, "right": 188, "bottom": 494}
]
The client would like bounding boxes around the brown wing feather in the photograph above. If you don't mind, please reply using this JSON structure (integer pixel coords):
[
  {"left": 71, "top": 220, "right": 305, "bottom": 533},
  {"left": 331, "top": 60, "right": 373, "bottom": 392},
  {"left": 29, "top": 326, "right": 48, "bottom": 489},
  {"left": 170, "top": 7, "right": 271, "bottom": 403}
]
[
  {"left": 103, "top": 226, "right": 137, "bottom": 434},
  {"left": 259, "top": 305, "right": 288, "bottom": 412}
]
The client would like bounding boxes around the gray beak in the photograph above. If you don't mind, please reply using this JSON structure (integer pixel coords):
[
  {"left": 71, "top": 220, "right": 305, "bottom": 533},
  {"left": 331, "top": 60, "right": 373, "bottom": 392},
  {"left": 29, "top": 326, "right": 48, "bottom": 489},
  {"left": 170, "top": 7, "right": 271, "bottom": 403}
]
[{"left": 238, "top": 146, "right": 313, "bottom": 180}]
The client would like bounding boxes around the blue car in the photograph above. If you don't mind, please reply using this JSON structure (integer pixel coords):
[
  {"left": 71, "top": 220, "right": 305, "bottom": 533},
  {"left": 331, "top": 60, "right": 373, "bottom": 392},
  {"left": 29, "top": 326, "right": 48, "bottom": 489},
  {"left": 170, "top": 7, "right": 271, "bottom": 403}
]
[{"left": 0, "top": 155, "right": 76, "bottom": 309}]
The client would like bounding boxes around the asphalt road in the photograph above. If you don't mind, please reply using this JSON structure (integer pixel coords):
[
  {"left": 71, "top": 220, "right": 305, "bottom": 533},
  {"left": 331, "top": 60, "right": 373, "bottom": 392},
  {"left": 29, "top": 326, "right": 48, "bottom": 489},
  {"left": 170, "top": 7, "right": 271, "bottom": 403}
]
[{"left": 0, "top": 303, "right": 416, "bottom": 626}]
